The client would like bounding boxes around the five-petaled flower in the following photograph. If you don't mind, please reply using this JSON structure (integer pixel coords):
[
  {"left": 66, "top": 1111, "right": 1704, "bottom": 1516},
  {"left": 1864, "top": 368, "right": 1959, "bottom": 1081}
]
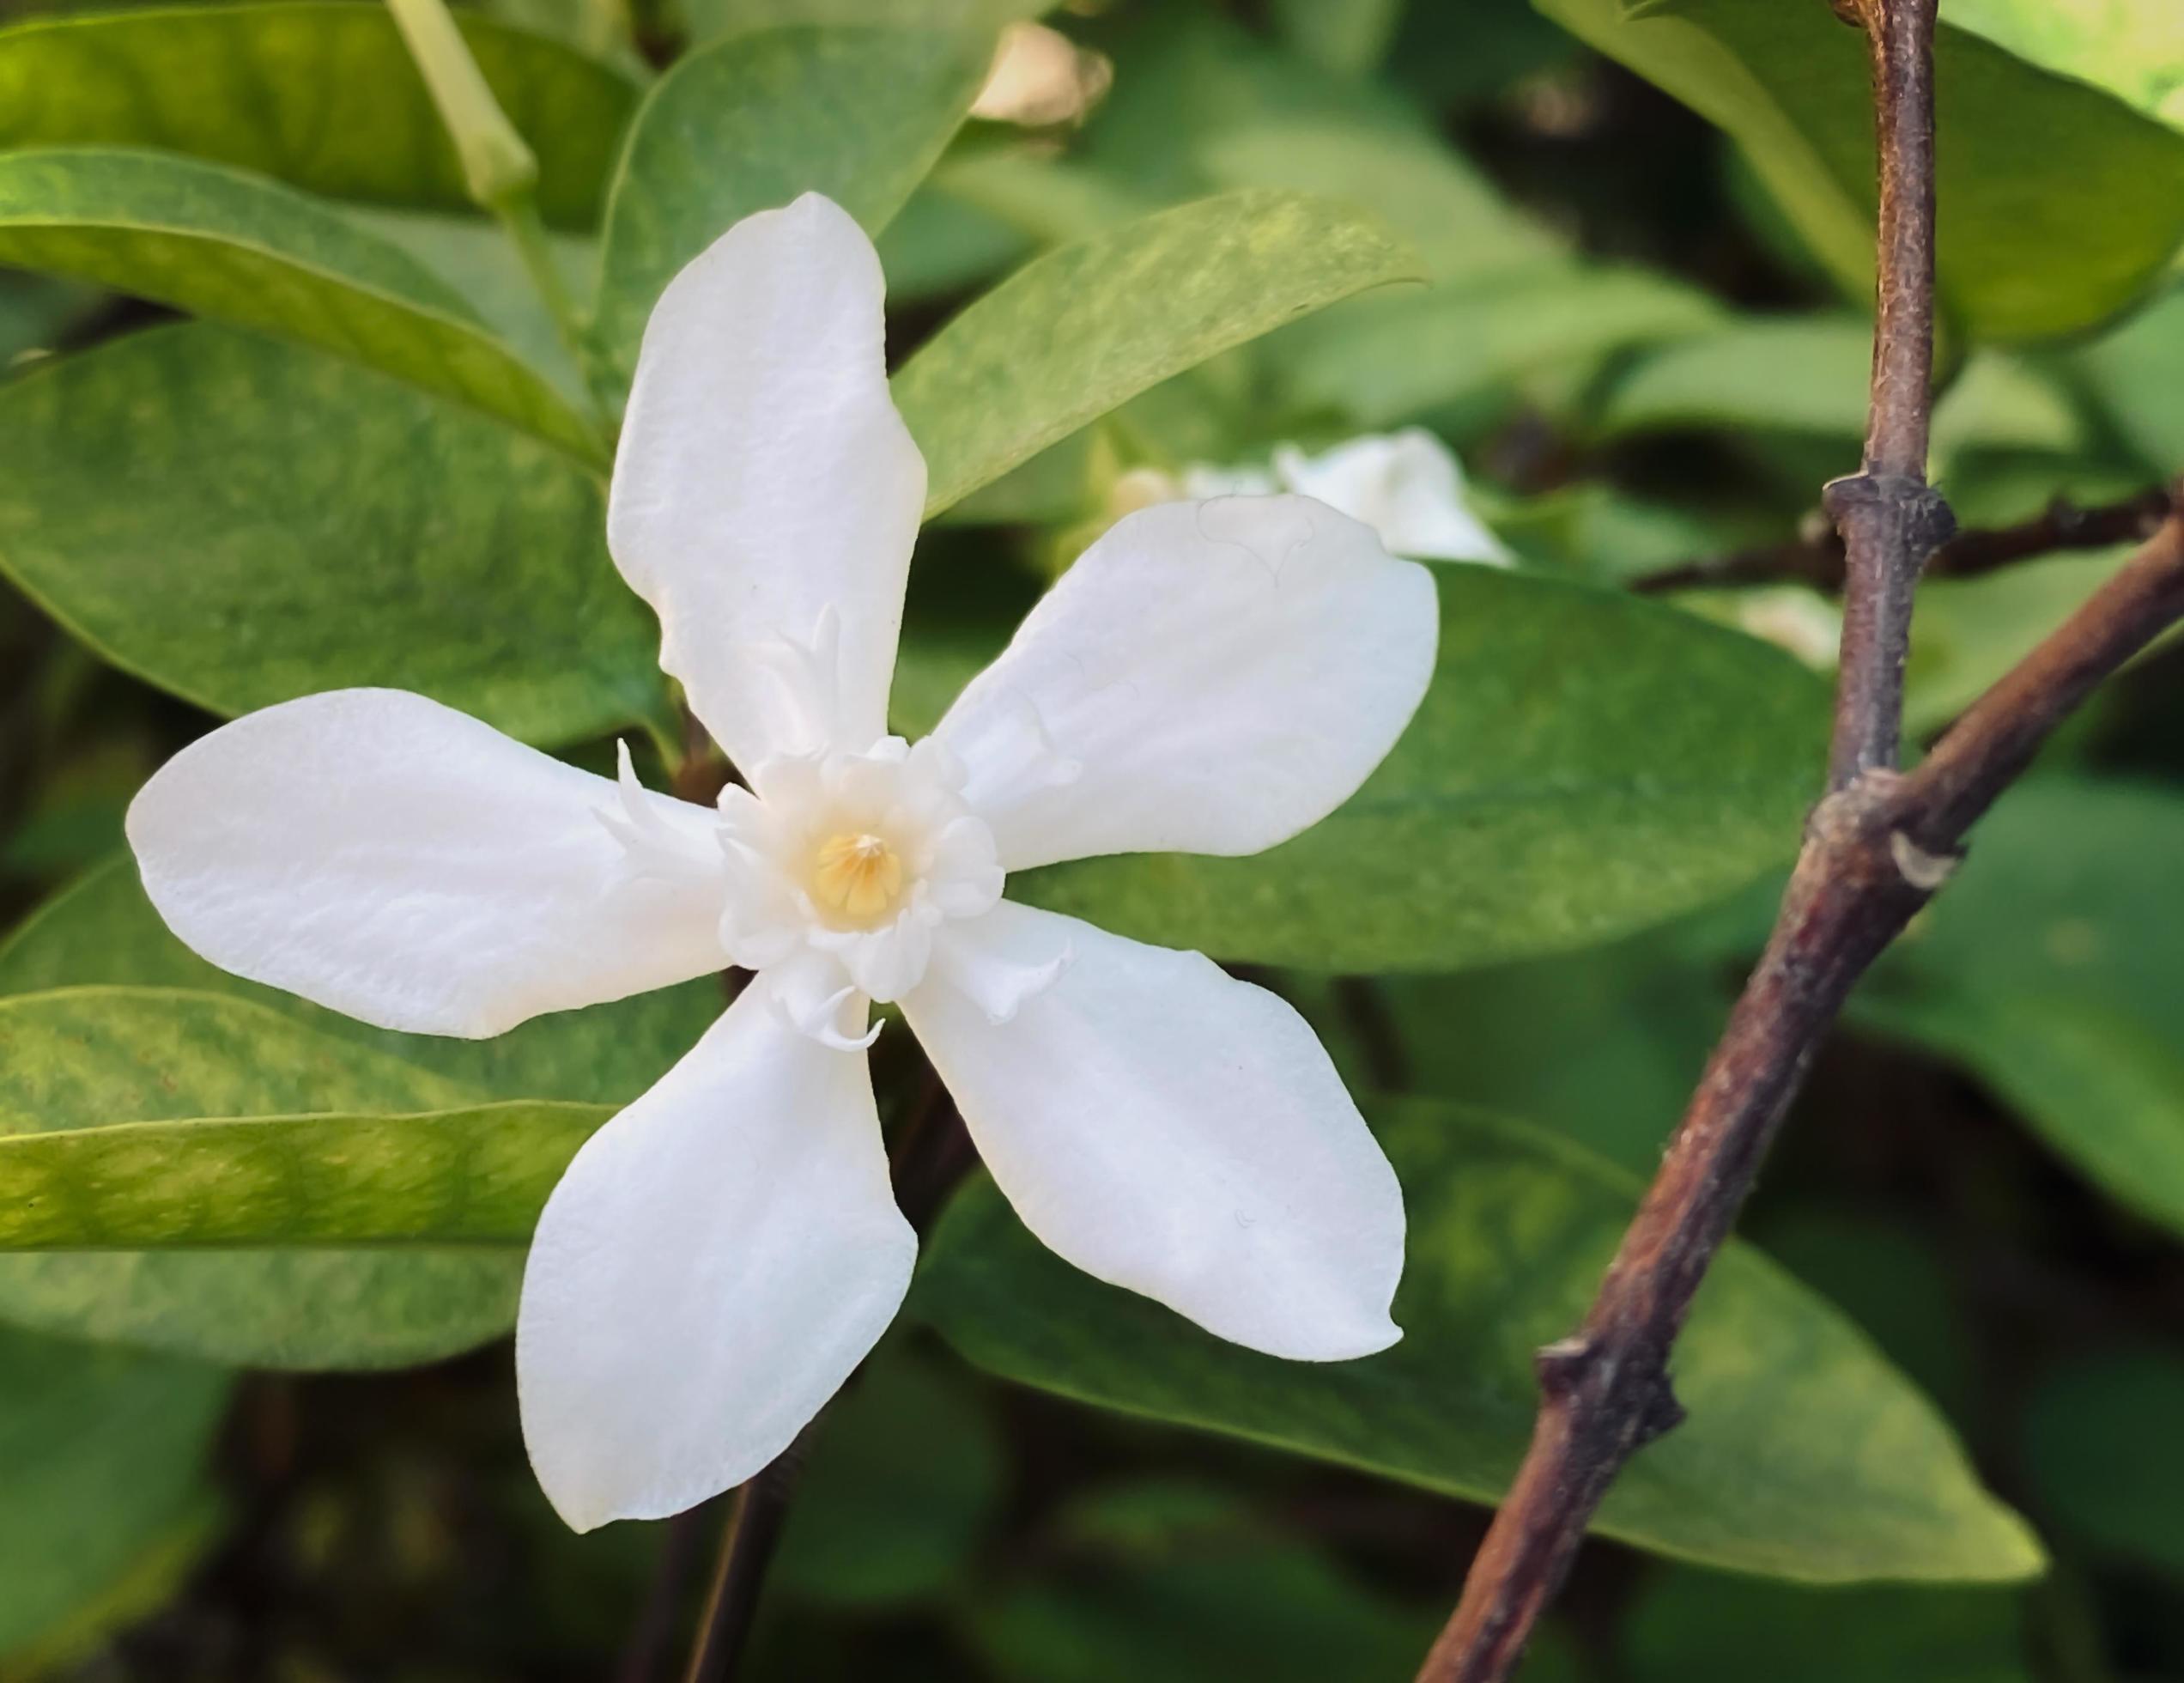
[{"left": 126, "top": 194, "right": 1438, "bottom": 1532}]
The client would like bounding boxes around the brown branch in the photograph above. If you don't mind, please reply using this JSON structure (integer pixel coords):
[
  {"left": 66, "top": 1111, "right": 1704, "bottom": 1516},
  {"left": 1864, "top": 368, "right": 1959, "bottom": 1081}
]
[
  {"left": 1415, "top": 488, "right": 2184, "bottom": 1683},
  {"left": 1408, "top": 3, "right": 2181, "bottom": 1676},
  {"left": 1631, "top": 486, "right": 2176, "bottom": 596}
]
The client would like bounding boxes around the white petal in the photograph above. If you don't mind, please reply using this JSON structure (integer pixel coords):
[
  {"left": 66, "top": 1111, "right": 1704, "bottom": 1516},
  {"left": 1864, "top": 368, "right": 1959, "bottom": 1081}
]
[
  {"left": 902, "top": 902, "right": 1404, "bottom": 1359},
  {"left": 125, "top": 689, "right": 728, "bottom": 1038},
  {"left": 936, "top": 495, "right": 1437, "bottom": 871},
  {"left": 608, "top": 193, "right": 926, "bottom": 768},
  {"left": 1273, "top": 430, "right": 1511, "bottom": 565},
  {"left": 517, "top": 989, "right": 912, "bottom": 1530}
]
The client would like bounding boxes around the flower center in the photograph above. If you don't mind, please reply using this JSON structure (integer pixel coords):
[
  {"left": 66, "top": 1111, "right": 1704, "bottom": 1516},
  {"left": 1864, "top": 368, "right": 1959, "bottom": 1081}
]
[{"left": 809, "top": 831, "right": 904, "bottom": 920}]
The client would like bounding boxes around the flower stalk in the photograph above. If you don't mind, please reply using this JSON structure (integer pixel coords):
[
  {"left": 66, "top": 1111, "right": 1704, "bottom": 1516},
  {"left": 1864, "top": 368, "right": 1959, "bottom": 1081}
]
[{"left": 386, "top": 0, "right": 611, "bottom": 442}]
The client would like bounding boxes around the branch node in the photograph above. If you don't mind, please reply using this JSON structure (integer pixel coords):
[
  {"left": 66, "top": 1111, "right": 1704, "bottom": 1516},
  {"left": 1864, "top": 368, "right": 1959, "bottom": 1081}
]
[
  {"left": 1822, "top": 472, "right": 1957, "bottom": 563},
  {"left": 1886, "top": 829, "right": 1957, "bottom": 890},
  {"left": 1534, "top": 1337, "right": 1595, "bottom": 1400},
  {"left": 1634, "top": 1373, "right": 1686, "bottom": 1448}
]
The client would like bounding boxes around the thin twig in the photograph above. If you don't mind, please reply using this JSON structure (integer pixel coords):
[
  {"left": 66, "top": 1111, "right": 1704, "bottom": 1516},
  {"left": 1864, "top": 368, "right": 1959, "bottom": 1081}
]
[
  {"left": 682, "top": 1431, "right": 816, "bottom": 1683},
  {"left": 1631, "top": 486, "right": 2175, "bottom": 595},
  {"left": 1407, "top": 3, "right": 2174, "bottom": 1675},
  {"left": 1823, "top": 0, "right": 1947, "bottom": 788}
]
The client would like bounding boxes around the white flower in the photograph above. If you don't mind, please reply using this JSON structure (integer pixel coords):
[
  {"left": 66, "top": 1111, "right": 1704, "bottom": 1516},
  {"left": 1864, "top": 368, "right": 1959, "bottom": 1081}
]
[
  {"left": 1171, "top": 428, "right": 1512, "bottom": 566},
  {"left": 124, "top": 194, "right": 1435, "bottom": 1533}
]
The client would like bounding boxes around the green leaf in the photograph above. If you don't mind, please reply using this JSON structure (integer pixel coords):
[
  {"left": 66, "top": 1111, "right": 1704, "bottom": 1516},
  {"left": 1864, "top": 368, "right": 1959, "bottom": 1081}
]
[
  {"left": 1592, "top": 315, "right": 1872, "bottom": 442},
  {"left": 0, "top": 854, "right": 718, "bottom": 1108},
  {"left": 774, "top": 1352, "right": 1006, "bottom": 1607},
  {"left": 1945, "top": 0, "right": 2184, "bottom": 133},
  {"left": 0, "top": 985, "right": 531, "bottom": 1367},
  {"left": 1379, "top": 920, "right": 1732, "bottom": 1176},
  {"left": 0, "top": 148, "right": 600, "bottom": 460},
  {"left": 1622, "top": 1563, "right": 2030, "bottom": 1682},
  {"left": 0, "top": 2, "right": 640, "bottom": 228},
  {"left": 1077, "top": 9, "right": 1552, "bottom": 284},
  {"left": 592, "top": 25, "right": 991, "bottom": 385},
  {"left": 1537, "top": 0, "right": 2184, "bottom": 341},
  {"left": 1853, "top": 778, "right": 2184, "bottom": 1239},
  {"left": 1006, "top": 567, "right": 1829, "bottom": 974},
  {"left": 2020, "top": 1346, "right": 2184, "bottom": 1579},
  {"left": 0, "top": 1100, "right": 609, "bottom": 1249},
  {"left": 896, "top": 188, "right": 1423, "bottom": 515},
  {"left": 346, "top": 205, "right": 597, "bottom": 397},
  {"left": 0, "top": 324, "right": 666, "bottom": 749},
  {"left": 0, "top": 1325, "right": 231, "bottom": 1663},
  {"left": 913, "top": 1097, "right": 2042, "bottom": 1584},
  {"left": 1273, "top": 264, "right": 1723, "bottom": 428},
  {"left": 962, "top": 1483, "right": 1444, "bottom": 1683}
]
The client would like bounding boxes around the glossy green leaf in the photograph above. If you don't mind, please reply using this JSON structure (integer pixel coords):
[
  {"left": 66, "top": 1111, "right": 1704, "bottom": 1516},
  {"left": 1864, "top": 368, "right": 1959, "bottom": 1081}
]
[
  {"left": 962, "top": 1484, "right": 1443, "bottom": 1683},
  {"left": 0, "top": 325, "right": 666, "bottom": 749},
  {"left": 0, "top": 1100, "right": 609, "bottom": 1249},
  {"left": 913, "top": 1098, "right": 2041, "bottom": 1583},
  {"left": 1539, "top": 0, "right": 2184, "bottom": 341},
  {"left": 0, "top": 854, "right": 718, "bottom": 1108},
  {"left": 896, "top": 189, "right": 1423, "bottom": 514},
  {"left": 0, "top": 985, "right": 530, "bottom": 1367},
  {"left": 0, "top": 148, "right": 600, "bottom": 460},
  {"left": 1623, "top": 1563, "right": 2030, "bottom": 1682},
  {"left": 0, "top": 2, "right": 640, "bottom": 228},
  {"left": 0, "top": 1325, "right": 231, "bottom": 1663},
  {"left": 1854, "top": 779, "right": 2184, "bottom": 1238},
  {"left": 1007, "top": 567, "right": 1829, "bottom": 974},
  {"left": 592, "top": 24, "right": 991, "bottom": 384},
  {"left": 2020, "top": 1346, "right": 2184, "bottom": 1578}
]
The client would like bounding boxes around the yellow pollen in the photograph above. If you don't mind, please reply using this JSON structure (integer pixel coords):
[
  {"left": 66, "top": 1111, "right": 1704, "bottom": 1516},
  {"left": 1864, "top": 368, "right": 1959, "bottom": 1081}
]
[{"left": 810, "top": 832, "right": 904, "bottom": 920}]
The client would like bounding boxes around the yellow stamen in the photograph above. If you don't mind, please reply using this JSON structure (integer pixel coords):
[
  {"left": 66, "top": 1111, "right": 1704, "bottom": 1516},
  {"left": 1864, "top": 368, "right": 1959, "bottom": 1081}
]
[{"left": 810, "top": 832, "right": 904, "bottom": 920}]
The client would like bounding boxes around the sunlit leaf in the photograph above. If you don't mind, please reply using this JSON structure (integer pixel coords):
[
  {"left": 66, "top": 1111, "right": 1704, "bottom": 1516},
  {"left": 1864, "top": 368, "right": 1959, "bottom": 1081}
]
[
  {"left": 0, "top": 986, "right": 530, "bottom": 1368},
  {"left": 0, "top": 148, "right": 600, "bottom": 460},
  {"left": 897, "top": 189, "right": 1422, "bottom": 514}
]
